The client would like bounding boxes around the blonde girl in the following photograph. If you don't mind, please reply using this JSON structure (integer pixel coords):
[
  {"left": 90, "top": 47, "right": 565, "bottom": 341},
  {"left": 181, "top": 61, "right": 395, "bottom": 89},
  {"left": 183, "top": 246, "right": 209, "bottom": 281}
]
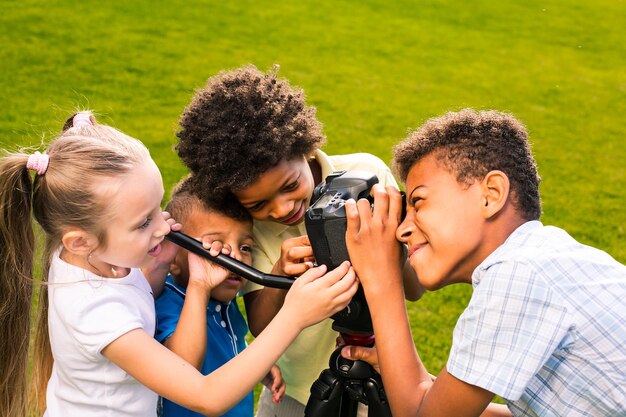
[{"left": 0, "top": 111, "right": 358, "bottom": 417}]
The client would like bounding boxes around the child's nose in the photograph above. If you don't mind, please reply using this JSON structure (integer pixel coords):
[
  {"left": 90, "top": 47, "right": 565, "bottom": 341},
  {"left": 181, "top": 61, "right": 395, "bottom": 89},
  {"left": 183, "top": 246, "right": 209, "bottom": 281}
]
[
  {"left": 155, "top": 215, "right": 171, "bottom": 238},
  {"left": 230, "top": 248, "right": 243, "bottom": 262},
  {"left": 396, "top": 211, "right": 416, "bottom": 242},
  {"left": 269, "top": 198, "right": 294, "bottom": 220}
]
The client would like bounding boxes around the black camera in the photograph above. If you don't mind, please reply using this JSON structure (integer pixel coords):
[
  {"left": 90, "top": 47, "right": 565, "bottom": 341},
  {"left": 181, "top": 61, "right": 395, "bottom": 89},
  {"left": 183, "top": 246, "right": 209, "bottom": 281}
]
[{"left": 305, "top": 170, "right": 379, "bottom": 335}]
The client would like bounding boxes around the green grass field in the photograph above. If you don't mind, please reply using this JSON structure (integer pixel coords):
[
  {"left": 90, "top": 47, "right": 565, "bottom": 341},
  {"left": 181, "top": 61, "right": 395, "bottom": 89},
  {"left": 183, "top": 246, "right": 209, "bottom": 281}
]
[{"left": 2, "top": 0, "right": 624, "bottom": 408}]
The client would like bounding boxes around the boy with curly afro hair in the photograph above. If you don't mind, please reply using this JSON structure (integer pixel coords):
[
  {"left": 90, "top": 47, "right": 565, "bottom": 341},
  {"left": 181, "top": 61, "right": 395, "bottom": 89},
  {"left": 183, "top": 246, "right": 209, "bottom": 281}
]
[
  {"left": 342, "top": 109, "right": 626, "bottom": 417},
  {"left": 177, "top": 65, "right": 325, "bottom": 197},
  {"left": 176, "top": 65, "right": 422, "bottom": 417}
]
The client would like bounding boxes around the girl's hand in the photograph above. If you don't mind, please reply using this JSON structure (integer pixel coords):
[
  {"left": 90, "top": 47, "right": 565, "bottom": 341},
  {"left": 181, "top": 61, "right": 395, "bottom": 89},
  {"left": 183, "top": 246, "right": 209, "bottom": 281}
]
[
  {"left": 187, "top": 238, "right": 233, "bottom": 292},
  {"left": 155, "top": 211, "right": 183, "bottom": 266},
  {"left": 262, "top": 365, "right": 286, "bottom": 404},
  {"left": 162, "top": 210, "right": 182, "bottom": 232},
  {"left": 272, "top": 235, "right": 315, "bottom": 277},
  {"left": 283, "top": 261, "right": 358, "bottom": 329}
]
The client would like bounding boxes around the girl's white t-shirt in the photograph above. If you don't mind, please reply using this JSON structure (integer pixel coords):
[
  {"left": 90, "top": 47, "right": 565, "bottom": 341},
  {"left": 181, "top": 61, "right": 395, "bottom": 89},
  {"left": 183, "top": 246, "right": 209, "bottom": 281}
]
[{"left": 44, "top": 250, "right": 157, "bottom": 417}]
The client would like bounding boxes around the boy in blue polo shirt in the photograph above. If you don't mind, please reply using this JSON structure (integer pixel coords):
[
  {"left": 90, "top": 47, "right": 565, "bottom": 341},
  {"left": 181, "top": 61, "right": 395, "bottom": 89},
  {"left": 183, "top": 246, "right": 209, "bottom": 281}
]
[{"left": 156, "top": 178, "right": 285, "bottom": 417}]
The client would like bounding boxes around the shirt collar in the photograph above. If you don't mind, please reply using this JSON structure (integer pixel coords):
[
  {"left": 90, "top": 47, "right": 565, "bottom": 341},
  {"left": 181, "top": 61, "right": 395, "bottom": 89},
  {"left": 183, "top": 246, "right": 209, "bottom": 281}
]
[
  {"left": 313, "top": 149, "right": 335, "bottom": 180},
  {"left": 472, "top": 220, "right": 543, "bottom": 281},
  {"left": 207, "top": 298, "right": 231, "bottom": 314},
  {"left": 165, "top": 274, "right": 232, "bottom": 313}
]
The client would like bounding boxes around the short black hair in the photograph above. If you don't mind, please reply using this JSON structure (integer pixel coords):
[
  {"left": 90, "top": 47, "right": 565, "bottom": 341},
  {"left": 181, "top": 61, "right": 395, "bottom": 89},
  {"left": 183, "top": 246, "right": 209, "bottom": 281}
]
[
  {"left": 393, "top": 109, "right": 542, "bottom": 220},
  {"left": 165, "top": 175, "right": 252, "bottom": 225}
]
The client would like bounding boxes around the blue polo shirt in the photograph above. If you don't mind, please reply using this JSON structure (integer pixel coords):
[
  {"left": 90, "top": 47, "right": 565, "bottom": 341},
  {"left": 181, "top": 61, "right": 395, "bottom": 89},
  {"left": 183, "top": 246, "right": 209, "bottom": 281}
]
[{"left": 155, "top": 275, "right": 253, "bottom": 417}]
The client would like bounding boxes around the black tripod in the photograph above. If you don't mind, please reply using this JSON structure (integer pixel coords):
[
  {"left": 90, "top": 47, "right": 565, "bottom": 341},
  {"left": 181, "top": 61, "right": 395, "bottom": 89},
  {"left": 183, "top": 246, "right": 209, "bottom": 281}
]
[{"left": 304, "top": 331, "right": 392, "bottom": 417}]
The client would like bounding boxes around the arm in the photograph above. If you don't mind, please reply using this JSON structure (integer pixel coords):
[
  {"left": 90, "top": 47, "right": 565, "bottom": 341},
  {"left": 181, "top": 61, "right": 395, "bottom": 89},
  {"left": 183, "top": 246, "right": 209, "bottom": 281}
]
[
  {"left": 481, "top": 404, "right": 512, "bottom": 417},
  {"left": 162, "top": 240, "right": 232, "bottom": 369},
  {"left": 345, "top": 185, "right": 503, "bottom": 417},
  {"left": 104, "top": 325, "right": 295, "bottom": 417},
  {"left": 341, "top": 342, "right": 510, "bottom": 417},
  {"left": 104, "top": 262, "right": 357, "bottom": 417},
  {"left": 375, "top": 159, "right": 424, "bottom": 302},
  {"left": 163, "top": 282, "right": 210, "bottom": 370},
  {"left": 245, "top": 235, "right": 315, "bottom": 336}
]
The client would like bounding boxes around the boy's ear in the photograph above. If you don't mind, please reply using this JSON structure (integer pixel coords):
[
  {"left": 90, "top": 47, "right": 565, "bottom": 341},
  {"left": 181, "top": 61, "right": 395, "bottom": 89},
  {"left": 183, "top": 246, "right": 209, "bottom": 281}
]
[
  {"left": 480, "top": 170, "right": 510, "bottom": 219},
  {"left": 61, "top": 228, "right": 98, "bottom": 256}
]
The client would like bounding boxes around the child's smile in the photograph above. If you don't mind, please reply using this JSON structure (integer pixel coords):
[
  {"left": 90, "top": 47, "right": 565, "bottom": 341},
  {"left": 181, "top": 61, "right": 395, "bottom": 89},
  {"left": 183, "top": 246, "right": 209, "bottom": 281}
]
[
  {"left": 148, "top": 243, "right": 163, "bottom": 257},
  {"left": 233, "top": 157, "right": 314, "bottom": 225},
  {"left": 279, "top": 203, "right": 306, "bottom": 225},
  {"left": 406, "top": 241, "right": 428, "bottom": 259},
  {"left": 89, "top": 159, "right": 170, "bottom": 275}
]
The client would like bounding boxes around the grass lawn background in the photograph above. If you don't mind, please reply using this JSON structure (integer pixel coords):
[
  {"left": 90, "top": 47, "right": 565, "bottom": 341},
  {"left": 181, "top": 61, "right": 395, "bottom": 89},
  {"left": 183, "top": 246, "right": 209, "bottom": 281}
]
[{"left": 2, "top": 0, "right": 624, "bottom": 407}]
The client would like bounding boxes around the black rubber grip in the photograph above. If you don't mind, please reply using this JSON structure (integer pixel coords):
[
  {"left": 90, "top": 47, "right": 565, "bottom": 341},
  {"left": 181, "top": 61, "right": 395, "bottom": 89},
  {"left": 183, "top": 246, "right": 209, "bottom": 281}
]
[{"left": 164, "top": 231, "right": 295, "bottom": 289}]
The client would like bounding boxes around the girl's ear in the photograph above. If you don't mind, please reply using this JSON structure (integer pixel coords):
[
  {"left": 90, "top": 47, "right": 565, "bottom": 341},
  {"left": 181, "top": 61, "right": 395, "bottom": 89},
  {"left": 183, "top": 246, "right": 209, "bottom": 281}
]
[
  {"left": 480, "top": 170, "right": 510, "bottom": 219},
  {"left": 61, "top": 228, "right": 98, "bottom": 256}
]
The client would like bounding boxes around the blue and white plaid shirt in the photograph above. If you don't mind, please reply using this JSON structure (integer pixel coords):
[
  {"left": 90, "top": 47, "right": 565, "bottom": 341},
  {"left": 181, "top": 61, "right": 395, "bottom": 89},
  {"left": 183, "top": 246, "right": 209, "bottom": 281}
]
[{"left": 447, "top": 221, "right": 626, "bottom": 416}]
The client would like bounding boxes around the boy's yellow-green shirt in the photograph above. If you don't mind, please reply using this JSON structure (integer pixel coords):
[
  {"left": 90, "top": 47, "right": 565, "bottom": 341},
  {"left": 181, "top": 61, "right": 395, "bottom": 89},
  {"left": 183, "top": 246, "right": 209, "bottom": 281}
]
[{"left": 242, "top": 149, "right": 398, "bottom": 404}]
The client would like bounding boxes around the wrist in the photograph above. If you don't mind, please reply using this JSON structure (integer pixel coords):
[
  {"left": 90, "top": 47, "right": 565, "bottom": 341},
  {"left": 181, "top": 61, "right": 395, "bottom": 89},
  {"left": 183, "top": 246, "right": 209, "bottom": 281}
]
[
  {"left": 360, "top": 268, "right": 403, "bottom": 297},
  {"left": 185, "top": 281, "right": 211, "bottom": 301},
  {"left": 273, "top": 308, "right": 306, "bottom": 334}
]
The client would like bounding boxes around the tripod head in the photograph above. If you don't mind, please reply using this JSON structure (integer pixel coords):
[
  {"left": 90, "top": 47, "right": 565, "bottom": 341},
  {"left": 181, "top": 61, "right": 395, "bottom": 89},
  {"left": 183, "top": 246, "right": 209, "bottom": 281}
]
[
  {"left": 341, "top": 333, "right": 375, "bottom": 347},
  {"left": 306, "top": 341, "right": 391, "bottom": 417}
]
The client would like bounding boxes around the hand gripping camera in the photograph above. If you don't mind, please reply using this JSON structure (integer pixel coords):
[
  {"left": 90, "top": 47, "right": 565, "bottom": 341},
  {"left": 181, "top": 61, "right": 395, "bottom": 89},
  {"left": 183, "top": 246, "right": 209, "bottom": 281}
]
[
  {"left": 303, "top": 171, "right": 392, "bottom": 417},
  {"left": 304, "top": 170, "right": 378, "bottom": 335}
]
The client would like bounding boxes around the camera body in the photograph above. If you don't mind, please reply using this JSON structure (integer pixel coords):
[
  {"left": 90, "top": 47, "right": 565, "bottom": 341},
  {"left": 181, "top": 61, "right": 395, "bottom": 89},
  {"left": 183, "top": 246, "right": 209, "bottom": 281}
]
[{"left": 305, "top": 170, "right": 379, "bottom": 335}]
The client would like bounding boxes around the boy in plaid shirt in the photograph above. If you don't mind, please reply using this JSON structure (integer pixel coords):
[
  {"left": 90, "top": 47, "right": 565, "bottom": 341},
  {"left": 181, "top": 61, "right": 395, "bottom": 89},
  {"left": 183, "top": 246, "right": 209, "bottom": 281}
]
[{"left": 343, "top": 109, "right": 626, "bottom": 417}]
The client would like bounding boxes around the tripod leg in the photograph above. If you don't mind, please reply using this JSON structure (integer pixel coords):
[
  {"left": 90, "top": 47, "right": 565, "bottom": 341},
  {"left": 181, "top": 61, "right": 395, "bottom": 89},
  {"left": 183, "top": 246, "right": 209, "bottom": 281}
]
[
  {"left": 305, "top": 369, "right": 344, "bottom": 417},
  {"left": 363, "top": 378, "right": 392, "bottom": 417},
  {"left": 338, "top": 391, "right": 360, "bottom": 417}
]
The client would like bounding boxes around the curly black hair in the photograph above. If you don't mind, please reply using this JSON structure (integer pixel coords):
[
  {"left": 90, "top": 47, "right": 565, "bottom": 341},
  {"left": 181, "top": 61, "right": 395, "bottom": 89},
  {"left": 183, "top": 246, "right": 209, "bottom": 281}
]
[
  {"left": 166, "top": 175, "right": 252, "bottom": 225},
  {"left": 176, "top": 65, "right": 326, "bottom": 201},
  {"left": 393, "top": 109, "right": 542, "bottom": 220}
]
